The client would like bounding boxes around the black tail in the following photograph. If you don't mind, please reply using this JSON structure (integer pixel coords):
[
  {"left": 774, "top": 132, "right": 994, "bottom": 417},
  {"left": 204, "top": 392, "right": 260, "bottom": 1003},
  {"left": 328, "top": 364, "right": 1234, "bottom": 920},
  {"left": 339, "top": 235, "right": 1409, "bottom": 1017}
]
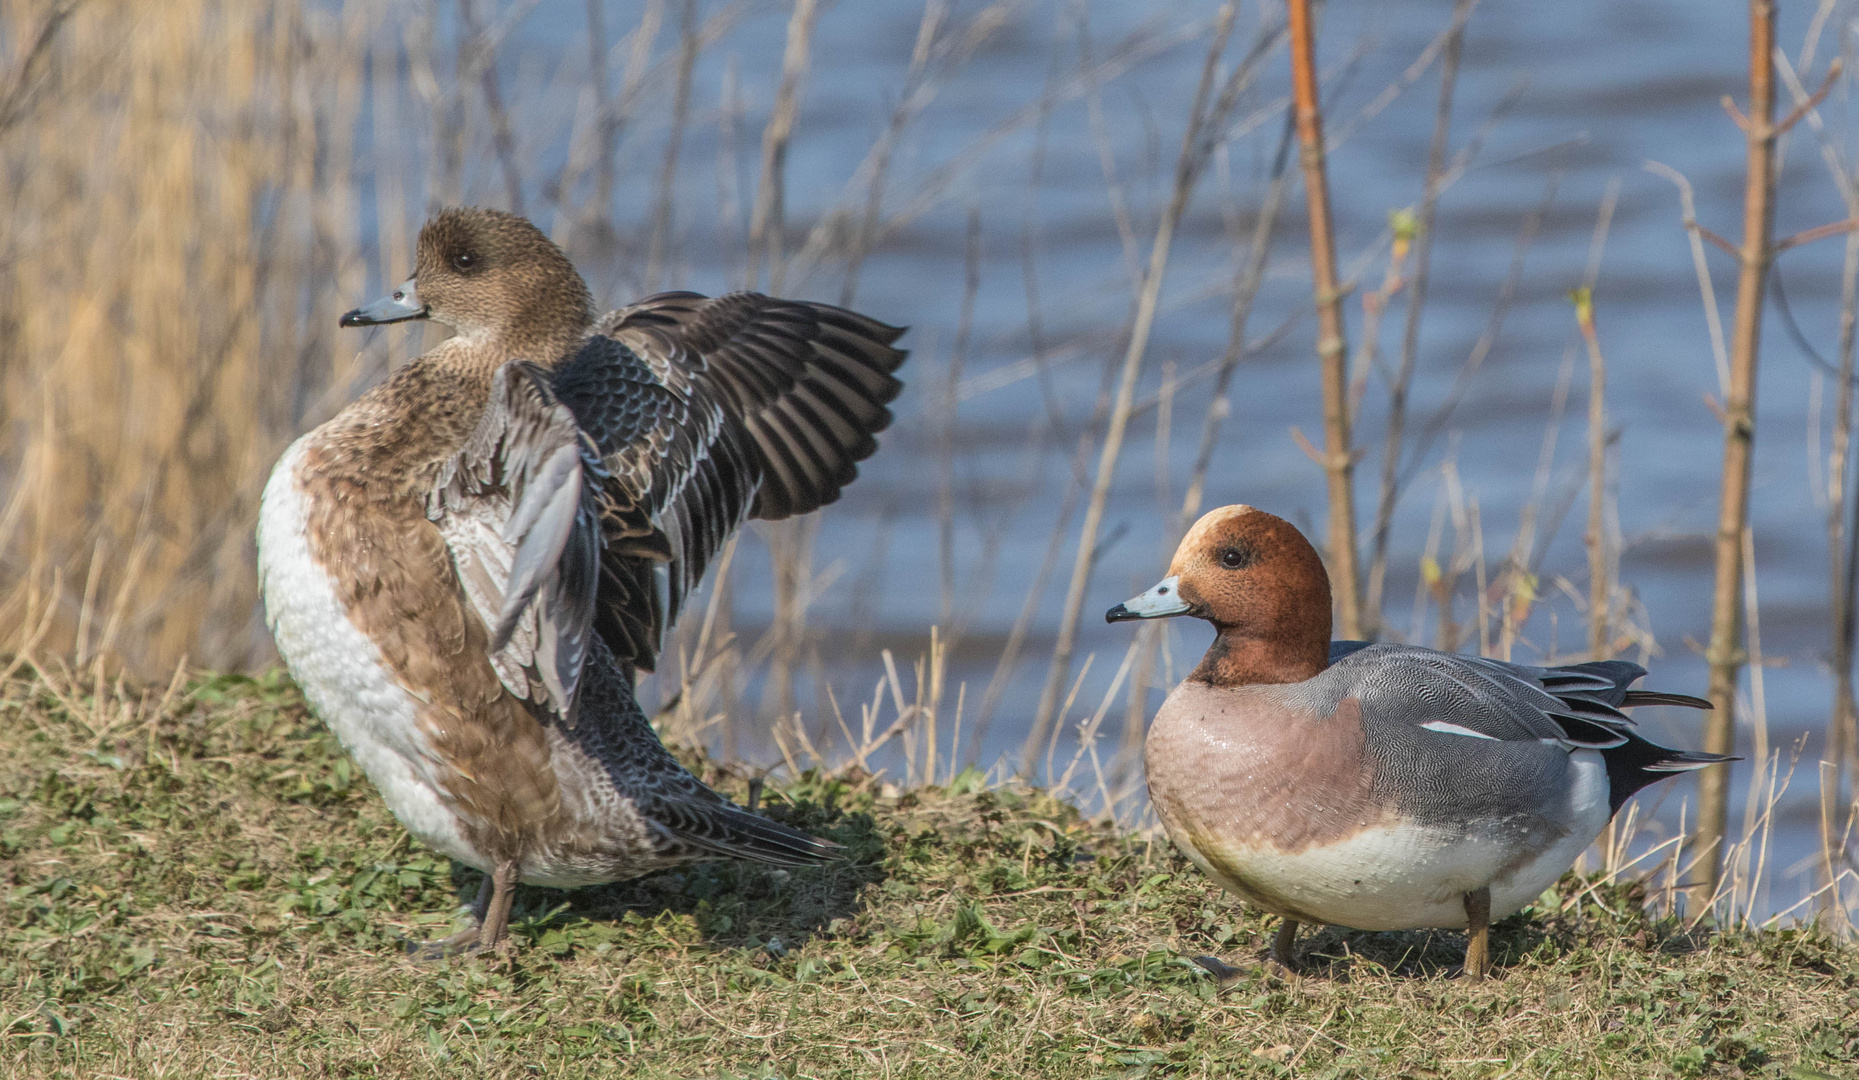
[
  {"left": 656, "top": 794, "right": 841, "bottom": 868},
  {"left": 1621, "top": 688, "right": 1713, "bottom": 710},
  {"left": 1602, "top": 729, "right": 1735, "bottom": 814}
]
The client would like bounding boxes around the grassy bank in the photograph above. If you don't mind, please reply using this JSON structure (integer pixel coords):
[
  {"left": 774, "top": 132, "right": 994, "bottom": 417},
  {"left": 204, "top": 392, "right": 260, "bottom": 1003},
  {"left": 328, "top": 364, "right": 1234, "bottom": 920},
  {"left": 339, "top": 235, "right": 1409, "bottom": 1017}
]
[{"left": 1, "top": 669, "right": 1852, "bottom": 1079}]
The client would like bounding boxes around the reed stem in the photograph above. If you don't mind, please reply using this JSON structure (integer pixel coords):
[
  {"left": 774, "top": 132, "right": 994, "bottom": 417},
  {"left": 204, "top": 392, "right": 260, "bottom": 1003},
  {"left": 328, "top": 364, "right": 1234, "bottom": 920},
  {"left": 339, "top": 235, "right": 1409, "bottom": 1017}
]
[
  {"left": 1699, "top": 0, "right": 1779, "bottom": 901},
  {"left": 1287, "top": 0, "right": 1362, "bottom": 639}
]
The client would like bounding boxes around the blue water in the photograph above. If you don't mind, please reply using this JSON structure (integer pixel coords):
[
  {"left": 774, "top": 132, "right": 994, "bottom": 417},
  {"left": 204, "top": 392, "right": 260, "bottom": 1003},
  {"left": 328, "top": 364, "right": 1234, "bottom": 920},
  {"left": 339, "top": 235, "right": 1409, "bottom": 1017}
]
[{"left": 357, "top": 0, "right": 1859, "bottom": 916}]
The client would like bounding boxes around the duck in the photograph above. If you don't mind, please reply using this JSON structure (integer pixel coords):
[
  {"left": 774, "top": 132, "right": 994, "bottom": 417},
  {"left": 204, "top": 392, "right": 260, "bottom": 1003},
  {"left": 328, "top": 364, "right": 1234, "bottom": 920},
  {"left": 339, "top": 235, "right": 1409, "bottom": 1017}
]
[
  {"left": 257, "top": 207, "right": 908, "bottom": 954},
  {"left": 1105, "top": 505, "right": 1725, "bottom": 979}
]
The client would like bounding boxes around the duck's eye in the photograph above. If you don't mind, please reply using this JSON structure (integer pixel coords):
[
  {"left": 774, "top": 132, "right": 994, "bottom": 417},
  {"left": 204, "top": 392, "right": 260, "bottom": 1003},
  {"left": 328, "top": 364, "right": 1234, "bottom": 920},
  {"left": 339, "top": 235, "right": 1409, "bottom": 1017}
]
[
  {"left": 1220, "top": 548, "right": 1249, "bottom": 569},
  {"left": 451, "top": 252, "right": 478, "bottom": 271}
]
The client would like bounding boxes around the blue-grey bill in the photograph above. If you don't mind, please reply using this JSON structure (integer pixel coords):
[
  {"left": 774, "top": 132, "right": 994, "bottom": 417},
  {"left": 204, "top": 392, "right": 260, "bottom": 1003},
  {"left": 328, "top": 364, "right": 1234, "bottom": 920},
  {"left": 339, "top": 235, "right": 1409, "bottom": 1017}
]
[
  {"left": 339, "top": 277, "right": 426, "bottom": 327},
  {"left": 1106, "top": 575, "right": 1191, "bottom": 622}
]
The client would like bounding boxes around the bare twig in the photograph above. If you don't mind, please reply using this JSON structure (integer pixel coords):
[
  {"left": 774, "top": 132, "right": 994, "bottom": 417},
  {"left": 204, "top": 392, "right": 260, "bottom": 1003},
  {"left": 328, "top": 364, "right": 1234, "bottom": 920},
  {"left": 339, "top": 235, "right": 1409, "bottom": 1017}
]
[
  {"left": 645, "top": 0, "right": 699, "bottom": 292},
  {"left": 1644, "top": 161, "right": 1731, "bottom": 394},
  {"left": 839, "top": 0, "right": 946, "bottom": 307},
  {"left": 1774, "top": 216, "right": 1859, "bottom": 253},
  {"left": 1363, "top": 0, "right": 1473, "bottom": 637},
  {"left": 1577, "top": 181, "right": 1621, "bottom": 660},
  {"left": 458, "top": 0, "right": 527, "bottom": 214},
  {"left": 1400, "top": 172, "right": 1556, "bottom": 490},
  {"left": 1699, "top": 0, "right": 1781, "bottom": 901},
  {"left": 1179, "top": 112, "right": 1296, "bottom": 531},
  {"left": 750, "top": 0, "right": 820, "bottom": 293},
  {"left": 1773, "top": 55, "right": 1842, "bottom": 135},
  {"left": 1776, "top": 32, "right": 1859, "bottom": 893},
  {"left": 1288, "top": 0, "right": 1362, "bottom": 638},
  {"left": 0, "top": 1, "right": 79, "bottom": 138},
  {"left": 1027, "top": 5, "right": 1247, "bottom": 772},
  {"left": 941, "top": 208, "right": 983, "bottom": 629}
]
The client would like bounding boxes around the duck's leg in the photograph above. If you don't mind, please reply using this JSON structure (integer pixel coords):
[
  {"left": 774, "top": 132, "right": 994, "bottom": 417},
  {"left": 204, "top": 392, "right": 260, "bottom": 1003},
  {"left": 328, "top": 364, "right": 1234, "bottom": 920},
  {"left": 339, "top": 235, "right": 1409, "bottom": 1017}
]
[
  {"left": 1271, "top": 918, "right": 1300, "bottom": 973},
  {"left": 407, "top": 872, "right": 494, "bottom": 959},
  {"left": 1461, "top": 887, "right": 1491, "bottom": 980},
  {"left": 476, "top": 859, "right": 521, "bottom": 953}
]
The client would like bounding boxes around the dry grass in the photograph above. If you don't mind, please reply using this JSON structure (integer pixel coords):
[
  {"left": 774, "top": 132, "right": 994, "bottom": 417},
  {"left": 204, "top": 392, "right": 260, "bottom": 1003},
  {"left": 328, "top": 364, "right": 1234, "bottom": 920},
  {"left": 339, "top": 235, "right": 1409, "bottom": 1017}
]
[{"left": 2, "top": 668, "right": 1855, "bottom": 1079}]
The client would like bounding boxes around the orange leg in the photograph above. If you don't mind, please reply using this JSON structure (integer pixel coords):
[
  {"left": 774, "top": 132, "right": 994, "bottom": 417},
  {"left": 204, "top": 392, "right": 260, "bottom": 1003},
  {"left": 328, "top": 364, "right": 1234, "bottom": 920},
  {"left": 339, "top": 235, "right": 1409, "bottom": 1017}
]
[{"left": 1462, "top": 887, "right": 1491, "bottom": 980}]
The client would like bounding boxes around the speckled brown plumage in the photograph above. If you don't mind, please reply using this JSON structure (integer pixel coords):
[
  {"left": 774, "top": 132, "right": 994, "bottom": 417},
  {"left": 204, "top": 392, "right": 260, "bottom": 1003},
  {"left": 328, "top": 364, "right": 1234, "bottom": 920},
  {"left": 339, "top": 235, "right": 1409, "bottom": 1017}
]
[
  {"left": 297, "top": 343, "right": 563, "bottom": 869},
  {"left": 259, "top": 207, "right": 907, "bottom": 954}
]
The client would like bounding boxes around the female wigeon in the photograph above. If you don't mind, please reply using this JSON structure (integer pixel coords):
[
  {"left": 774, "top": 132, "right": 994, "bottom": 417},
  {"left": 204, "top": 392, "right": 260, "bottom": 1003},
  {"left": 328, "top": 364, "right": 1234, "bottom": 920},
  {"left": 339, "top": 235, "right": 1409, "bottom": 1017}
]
[
  {"left": 258, "top": 208, "right": 907, "bottom": 954},
  {"left": 1107, "top": 505, "right": 1723, "bottom": 978}
]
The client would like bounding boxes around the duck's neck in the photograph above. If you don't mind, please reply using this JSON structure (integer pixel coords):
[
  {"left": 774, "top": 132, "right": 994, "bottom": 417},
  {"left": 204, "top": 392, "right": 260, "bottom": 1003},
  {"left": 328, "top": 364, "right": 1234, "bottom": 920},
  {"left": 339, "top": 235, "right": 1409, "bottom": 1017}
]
[
  {"left": 311, "top": 339, "right": 503, "bottom": 493},
  {"left": 505, "top": 323, "right": 590, "bottom": 368},
  {"left": 1189, "top": 626, "right": 1328, "bottom": 687},
  {"left": 447, "top": 320, "right": 588, "bottom": 371}
]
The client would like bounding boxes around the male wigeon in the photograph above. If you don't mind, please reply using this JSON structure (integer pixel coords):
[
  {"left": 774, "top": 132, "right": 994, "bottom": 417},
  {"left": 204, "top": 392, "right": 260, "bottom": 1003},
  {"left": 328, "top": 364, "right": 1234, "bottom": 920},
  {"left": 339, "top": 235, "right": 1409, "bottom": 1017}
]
[
  {"left": 1107, "top": 505, "right": 1724, "bottom": 979},
  {"left": 258, "top": 207, "right": 907, "bottom": 954}
]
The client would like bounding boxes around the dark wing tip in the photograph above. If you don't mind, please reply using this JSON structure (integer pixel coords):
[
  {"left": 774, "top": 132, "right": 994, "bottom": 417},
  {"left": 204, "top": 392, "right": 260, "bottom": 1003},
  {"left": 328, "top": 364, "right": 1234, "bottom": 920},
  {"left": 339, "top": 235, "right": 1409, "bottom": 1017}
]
[{"left": 728, "top": 301, "right": 908, "bottom": 521}]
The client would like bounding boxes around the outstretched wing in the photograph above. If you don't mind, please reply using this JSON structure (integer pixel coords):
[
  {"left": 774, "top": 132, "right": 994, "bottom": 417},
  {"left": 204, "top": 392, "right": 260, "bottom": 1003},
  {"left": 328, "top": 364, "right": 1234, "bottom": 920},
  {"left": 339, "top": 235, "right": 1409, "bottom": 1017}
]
[
  {"left": 428, "top": 361, "right": 606, "bottom": 721},
  {"left": 553, "top": 290, "right": 907, "bottom": 674}
]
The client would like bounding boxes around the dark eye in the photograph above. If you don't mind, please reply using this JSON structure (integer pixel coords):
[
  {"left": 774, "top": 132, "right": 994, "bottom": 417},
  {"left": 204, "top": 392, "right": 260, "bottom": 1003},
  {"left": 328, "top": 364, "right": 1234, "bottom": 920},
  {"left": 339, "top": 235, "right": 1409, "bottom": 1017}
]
[
  {"left": 1220, "top": 548, "right": 1248, "bottom": 569},
  {"left": 451, "top": 252, "right": 477, "bottom": 271}
]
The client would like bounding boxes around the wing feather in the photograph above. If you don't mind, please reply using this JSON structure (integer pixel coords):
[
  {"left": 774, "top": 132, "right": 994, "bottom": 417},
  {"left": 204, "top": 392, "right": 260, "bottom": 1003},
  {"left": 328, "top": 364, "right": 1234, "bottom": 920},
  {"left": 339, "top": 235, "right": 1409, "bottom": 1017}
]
[
  {"left": 1336, "top": 645, "right": 1637, "bottom": 748},
  {"left": 430, "top": 362, "right": 605, "bottom": 721},
  {"left": 554, "top": 290, "right": 907, "bottom": 674}
]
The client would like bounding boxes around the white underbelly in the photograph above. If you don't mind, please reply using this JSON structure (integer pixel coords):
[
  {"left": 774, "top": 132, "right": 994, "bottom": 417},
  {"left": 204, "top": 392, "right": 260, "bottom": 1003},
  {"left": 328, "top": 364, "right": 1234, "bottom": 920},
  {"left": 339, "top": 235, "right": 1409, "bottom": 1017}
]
[
  {"left": 1179, "top": 750, "right": 1611, "bottom": 930},
  {"left": 257, "top": 438, "right": 484, "bottom": 873}
]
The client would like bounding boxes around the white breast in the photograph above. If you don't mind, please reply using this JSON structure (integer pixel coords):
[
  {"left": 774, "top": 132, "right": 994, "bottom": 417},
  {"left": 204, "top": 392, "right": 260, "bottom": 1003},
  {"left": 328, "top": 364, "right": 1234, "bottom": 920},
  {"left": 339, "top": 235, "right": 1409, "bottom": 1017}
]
[
  {"left": 1177, "top": 749, "right": 1612, "bottom": 931},
  {"left": 256, "top": 437, "right": 485, "bottom": 873}
]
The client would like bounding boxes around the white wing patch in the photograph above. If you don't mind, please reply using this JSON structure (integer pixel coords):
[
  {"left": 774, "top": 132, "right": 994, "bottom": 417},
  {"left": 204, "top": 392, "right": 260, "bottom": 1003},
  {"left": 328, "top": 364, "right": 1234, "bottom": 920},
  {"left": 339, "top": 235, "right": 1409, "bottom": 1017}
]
[{"left": 1420, "top": 720, "right": 1499, "bottom": 741}]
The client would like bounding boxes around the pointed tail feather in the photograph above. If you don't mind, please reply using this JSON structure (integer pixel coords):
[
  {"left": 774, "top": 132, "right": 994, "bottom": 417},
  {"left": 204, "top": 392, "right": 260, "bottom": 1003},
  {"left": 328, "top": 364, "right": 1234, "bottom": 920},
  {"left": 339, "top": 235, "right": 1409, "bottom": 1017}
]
[
  {"left": 1621, "top": 689, "right": 1712, "bottom": 710},
  {"left": 1604, "top": 730, "right": 1736, "bottom": 813},
  {"left": 1643, "top": 747, "right": 1737, "bottom": 772},
  {"left": 659, "top": 797, "right": 841, "bottom": 867}
]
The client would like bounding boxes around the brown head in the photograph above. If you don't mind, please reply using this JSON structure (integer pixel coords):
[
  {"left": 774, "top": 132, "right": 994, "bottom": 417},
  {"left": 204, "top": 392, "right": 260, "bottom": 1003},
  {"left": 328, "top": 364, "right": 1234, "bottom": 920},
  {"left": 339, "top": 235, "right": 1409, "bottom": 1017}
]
[
  {"left": 1106, "top": 505, "right": 1332, "bottom": 686},
  {"left": 340, "top": 207, "right": 595, "bottom": 362}
]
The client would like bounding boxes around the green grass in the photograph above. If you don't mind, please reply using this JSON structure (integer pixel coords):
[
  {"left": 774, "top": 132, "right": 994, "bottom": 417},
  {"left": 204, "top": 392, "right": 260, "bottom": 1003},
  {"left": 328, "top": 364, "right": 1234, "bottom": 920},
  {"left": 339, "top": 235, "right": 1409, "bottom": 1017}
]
[{"left": 1, "top": 669, "right": 1853, "bottom": 1079}]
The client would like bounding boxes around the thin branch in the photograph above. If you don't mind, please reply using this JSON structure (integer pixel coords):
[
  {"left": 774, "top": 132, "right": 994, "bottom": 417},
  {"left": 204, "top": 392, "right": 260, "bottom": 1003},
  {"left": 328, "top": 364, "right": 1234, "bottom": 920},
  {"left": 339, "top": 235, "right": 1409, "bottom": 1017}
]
[
  {"left": 0, "top": 1, "right": 80, "bottom": 138},
  {"left": 458, "top": 0, "right": 526, "bottom": 214},
  {"left": 1579, "top": 181, "right": 1621, "bottom": 662},
  {"left": 1363, "top": 0, "right": 1473, "bottom": 637},
  {"left": 1698, "top": 224, "right": 1742, "bottom": 258},
  {"left": 1773, "top": 55, "right": 1842, "bottom": 135},
  {"left": 645, "top": 0, "right": 700, "bottom": 292},
  {"left": 1645, "top": 160, "right": 1731, "bottom": 395},
  {"left": 1288, "top": 0, "right": 1362, "bottom": 638},
  {"left": 1775, "top": 216, "right": 1859, "bottom": 253},
  {"left": 1027, "top": 4, "right": 1245, "bottom": 773},
  {"left": 750, "top": 0, "right": 821, "bottom": 293},
  {"left": 1699, "top": 0, "right": 1781, "bottom": 902},
  {"left": 1178, "top": 111, "right": 1296, "bottom": 532}
]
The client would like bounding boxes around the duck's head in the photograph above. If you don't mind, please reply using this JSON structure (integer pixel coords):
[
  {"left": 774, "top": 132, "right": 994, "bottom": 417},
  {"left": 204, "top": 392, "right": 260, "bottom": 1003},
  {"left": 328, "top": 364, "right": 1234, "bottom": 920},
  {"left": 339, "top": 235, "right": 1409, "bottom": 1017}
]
[
  {"left": 341, "top": 207, "right": 595, "bottom": 358},
  {"left": 1106, "top": 505, "right": 1331, "bottom": 685}
]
